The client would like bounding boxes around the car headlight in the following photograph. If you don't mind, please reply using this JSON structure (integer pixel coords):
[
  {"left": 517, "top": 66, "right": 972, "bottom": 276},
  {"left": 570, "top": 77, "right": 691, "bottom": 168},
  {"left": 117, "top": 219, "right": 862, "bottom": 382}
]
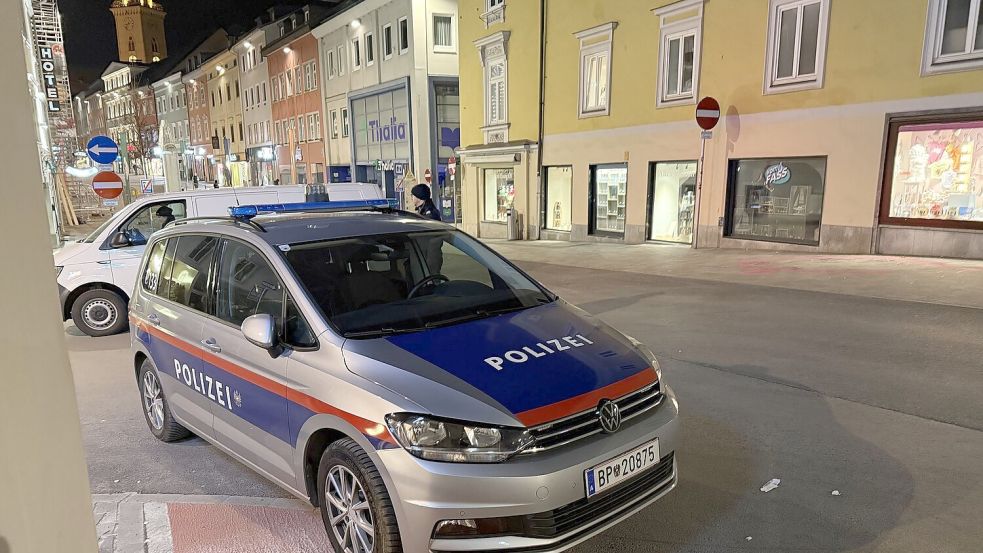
[
  {"left": 55, "top": 265, "right": 64, "bottom": 277},
  {"left": 627, "top": 336, "right": 662, "bottom": 382},
  {"left": 385, "top": 413, "right": 535, "bottom": 463}
]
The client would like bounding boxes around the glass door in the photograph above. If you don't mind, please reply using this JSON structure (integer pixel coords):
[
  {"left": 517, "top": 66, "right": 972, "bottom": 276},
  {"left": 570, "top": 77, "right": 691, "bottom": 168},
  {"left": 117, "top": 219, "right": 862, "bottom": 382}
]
[
  {"left": 590, "top": 164, "right": 628, "bottom": 236},
  {"left": 648, "top": 161, "right": 697, "bottom": 243}
]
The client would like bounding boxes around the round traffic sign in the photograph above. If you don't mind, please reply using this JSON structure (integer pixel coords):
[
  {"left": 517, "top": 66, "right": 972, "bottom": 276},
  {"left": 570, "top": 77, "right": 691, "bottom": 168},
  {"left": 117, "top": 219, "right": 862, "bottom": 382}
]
[
  {"left": 86, "top": 135, "right": 120, "bottom": 165},
  {"left": 695, "top": 97, "right": 721, "bottom": 130},
  {"left": 92, "top": 171, "right": 124, "bottom": 199}
]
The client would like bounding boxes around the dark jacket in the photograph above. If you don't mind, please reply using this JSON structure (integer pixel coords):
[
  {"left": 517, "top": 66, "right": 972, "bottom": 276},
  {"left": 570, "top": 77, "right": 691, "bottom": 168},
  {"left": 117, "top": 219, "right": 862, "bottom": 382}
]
[{"left": 417, "top": 200, "right": 442, "bottom": 221}]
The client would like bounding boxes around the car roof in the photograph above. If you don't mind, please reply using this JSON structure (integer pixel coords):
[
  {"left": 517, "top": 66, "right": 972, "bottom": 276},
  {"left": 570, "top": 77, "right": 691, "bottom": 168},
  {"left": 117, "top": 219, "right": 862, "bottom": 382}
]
[{"left": 166, "top": 210, "right": 448, "bottom": 245}]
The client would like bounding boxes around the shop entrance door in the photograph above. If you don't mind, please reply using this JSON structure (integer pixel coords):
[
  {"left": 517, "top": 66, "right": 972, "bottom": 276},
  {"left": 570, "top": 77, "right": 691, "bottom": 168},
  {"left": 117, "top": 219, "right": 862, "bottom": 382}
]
[{"left": 647, "top": 161, "right": 698, "bottom": 244}]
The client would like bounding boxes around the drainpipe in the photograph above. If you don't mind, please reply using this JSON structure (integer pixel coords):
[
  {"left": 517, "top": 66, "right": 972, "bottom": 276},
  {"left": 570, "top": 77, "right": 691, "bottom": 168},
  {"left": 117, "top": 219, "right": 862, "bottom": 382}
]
[{"left": 534, "top": 0, "right": 547, "bottom": 241}]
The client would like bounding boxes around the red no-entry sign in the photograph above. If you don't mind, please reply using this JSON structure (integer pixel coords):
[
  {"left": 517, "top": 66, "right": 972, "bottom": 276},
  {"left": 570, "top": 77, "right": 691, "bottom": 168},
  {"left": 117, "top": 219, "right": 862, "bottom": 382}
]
[
  {"left": 92, "top": 171, "right": 124, "bottom": 199},
  {"left": 695, "top": 97, "right": 720, "bottom": 130}
]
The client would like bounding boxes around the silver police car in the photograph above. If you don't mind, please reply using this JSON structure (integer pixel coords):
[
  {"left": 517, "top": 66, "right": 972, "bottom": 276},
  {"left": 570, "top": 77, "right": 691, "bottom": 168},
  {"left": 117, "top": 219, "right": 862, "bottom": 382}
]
[{"left": 129, "top": 200, "right": 679, "bottom": 553}]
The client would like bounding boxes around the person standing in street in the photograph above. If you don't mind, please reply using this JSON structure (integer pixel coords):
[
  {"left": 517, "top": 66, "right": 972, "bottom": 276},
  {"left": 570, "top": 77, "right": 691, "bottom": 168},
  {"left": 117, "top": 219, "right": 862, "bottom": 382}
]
[{"left": 411, "top": 184, "right": 442, "bottom": 221}]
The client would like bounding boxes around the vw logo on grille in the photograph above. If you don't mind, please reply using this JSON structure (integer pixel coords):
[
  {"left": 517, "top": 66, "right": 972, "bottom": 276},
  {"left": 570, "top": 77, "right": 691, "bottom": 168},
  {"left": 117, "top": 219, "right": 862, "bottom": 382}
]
[{"left": 597, "top": 399, "right": 622, "bottom": 434}]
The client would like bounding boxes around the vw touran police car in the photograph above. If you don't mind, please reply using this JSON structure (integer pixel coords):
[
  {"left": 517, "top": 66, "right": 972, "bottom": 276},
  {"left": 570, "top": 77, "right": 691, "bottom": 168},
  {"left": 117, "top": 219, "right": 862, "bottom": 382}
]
[{"left": 129, "top": 200, "right": 679, "bottom": 552}]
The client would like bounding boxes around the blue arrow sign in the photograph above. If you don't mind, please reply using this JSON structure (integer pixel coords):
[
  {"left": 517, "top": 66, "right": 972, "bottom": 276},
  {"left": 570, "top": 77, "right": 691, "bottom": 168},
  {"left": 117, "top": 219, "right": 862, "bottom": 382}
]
[{"left": 86, "top": 135, "right": 119, "bottom": 165}]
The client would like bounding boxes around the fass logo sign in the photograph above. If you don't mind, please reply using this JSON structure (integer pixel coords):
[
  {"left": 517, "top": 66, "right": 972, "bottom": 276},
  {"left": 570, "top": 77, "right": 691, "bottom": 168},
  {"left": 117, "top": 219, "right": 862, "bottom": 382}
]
[
  {"left": 174, "top": 359, "right": 240, "bottom": 411},
  {"left": 484, "top": 335, "right": 594, "bottom": 371},
  {"left": 764, "top": 163, "right": 791, "bottom": 186}
]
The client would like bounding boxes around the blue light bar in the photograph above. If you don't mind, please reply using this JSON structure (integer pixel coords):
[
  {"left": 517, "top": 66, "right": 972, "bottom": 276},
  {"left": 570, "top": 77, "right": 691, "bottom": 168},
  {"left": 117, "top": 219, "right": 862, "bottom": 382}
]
[{"left": 229, "top": 199, "right": 392, "bottom": 219}]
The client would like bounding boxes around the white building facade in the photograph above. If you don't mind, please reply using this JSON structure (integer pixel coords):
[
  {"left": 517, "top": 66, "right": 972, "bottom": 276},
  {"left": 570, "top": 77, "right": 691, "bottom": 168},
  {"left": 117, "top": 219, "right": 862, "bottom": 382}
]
[
  {"left": 313, "top": 0, "right": 460, "bottom": 213},
  {"left": 151, "top": 71, "right": 188, "bottom": 191}
]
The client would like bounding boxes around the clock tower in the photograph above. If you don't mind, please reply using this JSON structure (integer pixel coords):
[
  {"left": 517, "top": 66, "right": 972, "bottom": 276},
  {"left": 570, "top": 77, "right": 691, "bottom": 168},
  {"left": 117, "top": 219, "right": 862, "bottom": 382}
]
[{"left": 110, "top": 0, "right": 167, "bottom": 63}]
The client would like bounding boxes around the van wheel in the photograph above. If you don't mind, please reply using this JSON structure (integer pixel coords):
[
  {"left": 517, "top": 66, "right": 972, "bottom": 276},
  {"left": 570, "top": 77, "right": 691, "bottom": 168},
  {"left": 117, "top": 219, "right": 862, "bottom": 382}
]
[
  {"left": 71, "top": 289, "right": 128, "bottom": 337},
  {"left": 138, "top": 358, "right": 190, "bottom": 442},
  {"left": 317, "top": 438, "right": 401, "bottom": 553}
]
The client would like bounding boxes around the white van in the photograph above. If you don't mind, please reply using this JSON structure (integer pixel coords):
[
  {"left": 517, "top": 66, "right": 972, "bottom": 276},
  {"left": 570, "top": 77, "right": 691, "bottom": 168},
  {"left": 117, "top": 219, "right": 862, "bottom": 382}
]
[{"left": 54, "top": 183, "right": 382, "bottom": 336}]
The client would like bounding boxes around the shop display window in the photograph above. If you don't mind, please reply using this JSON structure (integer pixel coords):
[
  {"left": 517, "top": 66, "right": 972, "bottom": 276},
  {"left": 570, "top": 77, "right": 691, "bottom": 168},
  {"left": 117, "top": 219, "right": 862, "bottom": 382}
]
[
  {"left": 725, "top": 156, "right": 826, "bottom": 245},
  {"left": 886, "top": 121, "right": 983, "bottom": 224},
  {"left": 483, "top": 168, "right": 514, "bottom": 222},
  {"left": 544, "top": 166, "right": 572, "bottom": 231},
  {"left": 590, "top": 164, "right": 627, "bottom": 235},
  {"left": 649, "top": 161, "right": 697, "bottom": 243}
]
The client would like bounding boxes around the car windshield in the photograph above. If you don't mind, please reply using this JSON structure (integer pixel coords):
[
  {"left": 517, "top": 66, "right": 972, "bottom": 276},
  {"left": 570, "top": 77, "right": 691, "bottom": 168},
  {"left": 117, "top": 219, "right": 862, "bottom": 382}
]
[{"left": 282, "top": 230, "right": 553, "bottom": 338}]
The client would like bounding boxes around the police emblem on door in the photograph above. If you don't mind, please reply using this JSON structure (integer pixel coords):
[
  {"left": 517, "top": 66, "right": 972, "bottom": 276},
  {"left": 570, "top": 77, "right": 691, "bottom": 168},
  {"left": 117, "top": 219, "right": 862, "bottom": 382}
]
[{"left": 597, "top": 400, "right": 622, "bottom": 434}]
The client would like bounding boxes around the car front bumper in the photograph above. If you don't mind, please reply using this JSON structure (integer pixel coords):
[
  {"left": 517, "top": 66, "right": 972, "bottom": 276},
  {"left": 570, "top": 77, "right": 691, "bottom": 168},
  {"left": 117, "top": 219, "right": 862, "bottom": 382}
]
[{"left": 377, "top": 385, "right": 680, "bottom": 552}]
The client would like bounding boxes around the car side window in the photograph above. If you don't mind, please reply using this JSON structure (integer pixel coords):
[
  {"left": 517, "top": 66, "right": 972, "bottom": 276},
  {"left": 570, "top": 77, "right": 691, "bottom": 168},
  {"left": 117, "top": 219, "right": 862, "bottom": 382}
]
[
  {"left": 142, "top": 239, "right": 168, "bottom": 293},
  {"left": 215, "top": 239, "right": 284, "bottom": 327},
  {"left": 284, "top": 294, "right": 316, "bottom": 349},
  {"left": 163, "top": 235, "right": 219, "bottom": 313},
  {"left": 120, "top": 200, "right": 187, "bottom": 245}
]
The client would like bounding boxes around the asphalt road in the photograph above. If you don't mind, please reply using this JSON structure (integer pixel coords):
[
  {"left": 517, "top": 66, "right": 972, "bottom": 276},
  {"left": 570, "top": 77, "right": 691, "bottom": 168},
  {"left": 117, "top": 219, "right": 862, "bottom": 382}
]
[{"left": 68, "top": 260, "right": 983, "bottom": 552}]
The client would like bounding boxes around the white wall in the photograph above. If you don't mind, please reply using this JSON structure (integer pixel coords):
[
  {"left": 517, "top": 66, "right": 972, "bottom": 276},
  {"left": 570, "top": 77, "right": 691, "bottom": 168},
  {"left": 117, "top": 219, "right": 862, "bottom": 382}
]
[{"left": 240, "top": 27, "right": 274, "bottom": 150}]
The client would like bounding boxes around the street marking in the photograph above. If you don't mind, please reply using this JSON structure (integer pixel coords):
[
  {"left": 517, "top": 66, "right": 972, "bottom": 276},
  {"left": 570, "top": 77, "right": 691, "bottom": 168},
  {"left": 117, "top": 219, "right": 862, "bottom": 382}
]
[{"left": 145, "top": 502, "right": 174, "bottom": 553}]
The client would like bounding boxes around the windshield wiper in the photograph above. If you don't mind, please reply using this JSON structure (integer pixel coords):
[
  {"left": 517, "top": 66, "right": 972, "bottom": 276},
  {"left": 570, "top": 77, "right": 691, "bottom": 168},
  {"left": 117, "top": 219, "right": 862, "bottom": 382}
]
[{"left": 342, "top": 326, "right": 427, "bottom": 338}]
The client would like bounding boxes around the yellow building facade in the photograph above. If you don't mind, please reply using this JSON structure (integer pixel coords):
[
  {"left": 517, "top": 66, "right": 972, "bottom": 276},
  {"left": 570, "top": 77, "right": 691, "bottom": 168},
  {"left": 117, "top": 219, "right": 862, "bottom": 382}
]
[
  {"left": 205, "top": 50, "right": 249, "bottom": 186},
  {"left": 459, "top": 0, "right": 983, "bottom": 258}
]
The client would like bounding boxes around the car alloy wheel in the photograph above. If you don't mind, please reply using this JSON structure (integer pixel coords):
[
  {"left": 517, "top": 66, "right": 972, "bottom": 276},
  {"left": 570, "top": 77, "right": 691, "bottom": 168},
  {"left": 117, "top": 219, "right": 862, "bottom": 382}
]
[
  {"left": 82, "top": 298, "right": 117, "bottom": 330},
  {"left": 325, "top": 465, "right": 375, "bottom": 553},
  {"left": 142, "top": 370, "right": 165, "bottom": 431}
]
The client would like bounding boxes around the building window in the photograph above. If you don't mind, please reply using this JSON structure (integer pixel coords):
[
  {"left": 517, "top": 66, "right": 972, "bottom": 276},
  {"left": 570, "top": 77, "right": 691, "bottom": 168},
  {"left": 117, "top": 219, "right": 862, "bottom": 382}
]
[
  {"left": 483, "top": 168, "right": 514, "bottom": 222},
  {"left": 297, "top": 116, "right": 306, "bottom": 142},
  {"left": 328, "top": 49, "right": 336, "bottom": 77},
  {"left": 235, "top": 80, "right": 240, "bottom": 98},
  {"left": 764, "top": 0, "right": 830, "bottom": 94},
  {"left": 262, "top": 82, "right": 267, "bottom": 102},
  {"left": 725, "top": 156, "right": 827, "bottom": 245},
  {"left": 152, "top": 38, "right": 159, "bottom": 54},
  {"left": 309, "top": 113, "right": 319, "bottom": 141},
  {"left": 482, "top": 0, "right": 506, "bottom": 27},
  {"left": 285, "top": 70, "right": 294, "bottom": 96},
  {"left": 476, "top": 31, "right": 510, "bottom": 143},
  {"left": 366, "top": 32, "right": 376, "bottom": 65},
  {"left": 331, "top": 110, "right": 339, "bottom": 139},
  {"left": 576, "top": 22, "right": 615, "bottom": 118},
  {"left": 383, "top": 24, "right": 393, "bottom": 59},
  {"left": 589, "top": 164, "right": 627, "bottom": 236},
  {"left": 881, "top": 116, "right": 983, "bottom": 229},
  {"left": 352, "top": 38, "right": 362, "bottom": 70},
  {"left": 398, "top": 17, "right": 410, "bottom": 54},
  {"left": 655, "top": 0, "right": 703, "bottom": 106},
  {"left": 544, "top": 166, "right": 573, "bottom": 231},
  {"left": 337, "top": 45, "right": 346, "bottom": 75},
  {"left": 433, "top": 14, "right": 455, "bottom": 52},
  {"left": 305, "top": 62, "right": 316, "bottom": 91},
  {"left": 923, "top": 0, "right": 983, "bottom": 74},
  {"left": 649, "top": 161, "right": 697, "bottom": 243},
  {"left": 128, "top": 37, "right": 135, "bottom": 51},
  {"left": 275, "top": 121, "right": 282, "bottom": 144},
  {"left": 341, "top": 107, "right": 350, "bottom": 137},
  {"left": 295, "top": 66, "right": 303, "bottom": 92}
]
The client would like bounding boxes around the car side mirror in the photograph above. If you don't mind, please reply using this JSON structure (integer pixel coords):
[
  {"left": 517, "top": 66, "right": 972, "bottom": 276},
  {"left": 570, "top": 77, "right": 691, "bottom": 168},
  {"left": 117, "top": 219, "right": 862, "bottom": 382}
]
[
  {"left": 241, "top": 313, "right": 280, "bottom": 355},
  {"left": 109, "top": 231, "right": 132, "bottom": 248}
]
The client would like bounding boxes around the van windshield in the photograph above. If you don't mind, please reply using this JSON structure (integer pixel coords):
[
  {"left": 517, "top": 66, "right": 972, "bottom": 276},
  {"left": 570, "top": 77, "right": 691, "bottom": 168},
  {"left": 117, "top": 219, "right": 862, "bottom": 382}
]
[
  {"left": 282, "top": 230, "right": 553, "bottom": 338},
  {"left": 80, "top": 215, "right": 119, "bottom": 243}
]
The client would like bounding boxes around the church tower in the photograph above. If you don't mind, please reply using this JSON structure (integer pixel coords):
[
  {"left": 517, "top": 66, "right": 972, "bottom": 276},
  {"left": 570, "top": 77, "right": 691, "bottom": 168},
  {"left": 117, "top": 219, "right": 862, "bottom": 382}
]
[{"left": 109, "top": 0, "right": 167, "bottom": 63}]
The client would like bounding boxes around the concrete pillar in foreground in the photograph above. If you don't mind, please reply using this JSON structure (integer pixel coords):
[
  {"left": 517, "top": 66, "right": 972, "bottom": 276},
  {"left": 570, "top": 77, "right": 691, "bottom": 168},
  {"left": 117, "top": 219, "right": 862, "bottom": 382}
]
[{"left": 0, "top": 4, "right": 99, "bottom": 553}]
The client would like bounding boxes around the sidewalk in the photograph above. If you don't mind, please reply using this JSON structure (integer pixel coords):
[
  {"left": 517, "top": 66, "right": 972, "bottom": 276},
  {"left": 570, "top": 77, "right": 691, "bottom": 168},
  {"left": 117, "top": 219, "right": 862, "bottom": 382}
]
[
  {"left": 486, "top": 240, "right": 983, "bottom": 309},
  {"left": 92, "top": 494, "right": 330, "bottom": 553}
]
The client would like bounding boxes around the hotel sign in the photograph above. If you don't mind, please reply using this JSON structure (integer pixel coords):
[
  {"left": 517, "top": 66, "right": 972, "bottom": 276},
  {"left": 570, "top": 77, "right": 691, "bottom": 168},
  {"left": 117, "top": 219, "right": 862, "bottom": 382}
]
[{"left": 39, "top": 47, "right": 60, "bottom": 112}]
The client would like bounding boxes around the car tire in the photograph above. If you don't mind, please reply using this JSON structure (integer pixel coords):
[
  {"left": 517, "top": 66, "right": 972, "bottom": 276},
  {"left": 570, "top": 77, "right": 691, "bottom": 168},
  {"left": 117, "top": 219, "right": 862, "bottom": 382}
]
[
  {"left": 317, "top": 438, "right": 402, "bottom": 553},
  {"left": 138, "top": 358, "right": 190, "bottom": 442},
  {"left": 71, "top": 289, "right": 128, "bottom": 337}
]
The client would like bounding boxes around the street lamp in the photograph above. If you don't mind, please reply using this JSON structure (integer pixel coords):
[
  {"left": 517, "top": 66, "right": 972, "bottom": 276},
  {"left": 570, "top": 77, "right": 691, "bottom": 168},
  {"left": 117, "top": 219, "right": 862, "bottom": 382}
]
[{"left": 350, "top": 19, "right": 361, "bottom": 29}]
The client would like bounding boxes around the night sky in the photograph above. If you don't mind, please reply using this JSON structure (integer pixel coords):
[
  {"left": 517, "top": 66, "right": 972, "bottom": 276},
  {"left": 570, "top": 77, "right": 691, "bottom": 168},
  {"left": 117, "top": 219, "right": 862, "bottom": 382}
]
[{"left": 60, "top": 0, "right": 305, "bottom": 90}]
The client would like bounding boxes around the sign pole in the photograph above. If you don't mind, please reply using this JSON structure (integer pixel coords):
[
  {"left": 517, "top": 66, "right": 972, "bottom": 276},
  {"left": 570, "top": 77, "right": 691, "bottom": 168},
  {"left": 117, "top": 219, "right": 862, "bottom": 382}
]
[
  {"left": 693, "top": 135, "right": 707, "bottom": 250},
  {"left": 693, "top": 96, "right": 720, "bottom": 250}
]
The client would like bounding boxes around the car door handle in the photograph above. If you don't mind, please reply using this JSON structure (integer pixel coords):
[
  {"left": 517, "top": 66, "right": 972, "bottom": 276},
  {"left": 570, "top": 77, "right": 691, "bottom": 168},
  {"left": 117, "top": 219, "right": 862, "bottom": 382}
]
[
  {"left": 200, "top": 338, "right": 222, "bottom": 353},
  {"left": 146, "top": 313, "right": 160, "bottom": 326},
  {"left": 97, "top": 260, "right": 112, "bottom": 265}
]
